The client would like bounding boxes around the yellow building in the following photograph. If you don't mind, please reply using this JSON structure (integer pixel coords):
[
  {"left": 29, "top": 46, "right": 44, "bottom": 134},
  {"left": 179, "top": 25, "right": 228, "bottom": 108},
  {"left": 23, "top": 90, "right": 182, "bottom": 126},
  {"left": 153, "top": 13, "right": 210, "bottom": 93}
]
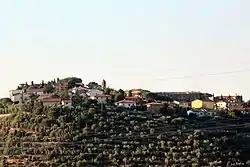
[
  {"left": 191, "top": 99, "right": 215, "bottom": 109},
  {"left": 125, "top": 89, "right": 143, "bottom": 97}
]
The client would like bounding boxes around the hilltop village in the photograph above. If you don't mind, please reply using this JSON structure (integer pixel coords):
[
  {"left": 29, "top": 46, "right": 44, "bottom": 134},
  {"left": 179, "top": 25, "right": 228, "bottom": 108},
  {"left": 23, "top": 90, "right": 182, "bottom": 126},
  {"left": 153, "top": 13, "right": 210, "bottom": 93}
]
[
  {"left": 2, "top": 77, "right": 250, "bottom": 166},
  {"left": 7, "top": 77, "right": 249, "bottom": 118}
]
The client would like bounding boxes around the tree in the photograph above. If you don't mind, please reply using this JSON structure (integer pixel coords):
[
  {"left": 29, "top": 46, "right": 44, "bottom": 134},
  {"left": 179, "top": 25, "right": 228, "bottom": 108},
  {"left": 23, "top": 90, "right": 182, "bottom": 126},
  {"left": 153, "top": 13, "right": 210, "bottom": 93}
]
[
  {"left": 136, "top": 104, "right": 147, "bottom": 111},
  {"left": 29, "top": 93, "right": 39, "bottom": 101},
  {"left": 244, "top": 100, "right": 250, "bottom": 107},
  {"left": 159, "top": 103, "right": 168, "bottom": 114},
  {"left": 104, "top": 88, "right": 111, "bottom": 95},
  {"left": 76, "top": 161, "right": 86, "bottom": 167},
  {"left": 45, "top": 82, "right": 54, "bottom": 93},
  {"left": 87, "top": 82, "right": 99, "bottom": 89},
  {"left": 0, "top": 98, "right": 12, "bottom": 105},
  {"left": 228, "top": 111, "right": 236, "bottom": 118},
  {"left": 20, "top": 101, "right": 33, "bottom": 112},
  {"left": 102, "top": 79, "right": 106, "bottom": 89},
  {"left": 52, "top": 94, "right": 60, "bottom": 98},
  {"left": 58, "top": 89, "right": 69, "bottom": 99},
  {"left": 128, "top": 90, "right": 132, "bottom": 97},
  {"left": 68, "top": 77, "right": 82, "bottom": 89},
  {"left": 72, "top": 90, "right": 82, "bottom": 105},
  {"left": 41, "top": 80, "right": 45, "bottom": 87},
  {"left": 147, "top": 93, "right": 173, "bottom": 102},
  {"left": 141, "top": 90, "right": 149, "bottom": 98},
  {"left": 114, "top": 89, "right": 125, "bottom": 102},
  {"left": 33, "top": 102, "right": 43, "bottom": 114},
  {"left": 17, "top": 86, "right": 22, "bottom": 90},
  {"left": 118, "top": 89, "right": 125, "bottom": 96},
  {"left": 88, "top": 108, "right": 96, "bottom": 114}
]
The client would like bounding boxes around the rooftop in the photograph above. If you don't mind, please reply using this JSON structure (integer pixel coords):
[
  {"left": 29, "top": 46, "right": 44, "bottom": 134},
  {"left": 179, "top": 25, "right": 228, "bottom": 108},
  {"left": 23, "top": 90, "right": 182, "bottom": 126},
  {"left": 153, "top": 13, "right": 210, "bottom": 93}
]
[
  {"left": 40, "top": 98, "right": 61, "bottom": 102},
  {"left": 95, "top": 94, "right": 110, "bottom": 98},
  {"left": 117, "top": 100, "right": 136, "bottom": 103}
]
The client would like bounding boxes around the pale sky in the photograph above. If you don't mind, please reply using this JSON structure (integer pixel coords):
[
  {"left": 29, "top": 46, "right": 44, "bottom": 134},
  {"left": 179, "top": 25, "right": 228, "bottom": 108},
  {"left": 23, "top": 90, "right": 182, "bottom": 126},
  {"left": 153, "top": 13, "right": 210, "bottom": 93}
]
[{"left": 1, "top": 0, "right": 250, "bottom": 100}]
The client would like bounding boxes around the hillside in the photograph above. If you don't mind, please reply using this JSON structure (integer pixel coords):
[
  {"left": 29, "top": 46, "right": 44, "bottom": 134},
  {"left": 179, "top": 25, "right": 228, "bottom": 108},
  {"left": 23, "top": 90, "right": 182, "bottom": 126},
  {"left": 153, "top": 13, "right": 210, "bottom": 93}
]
[{"left": 1, "top": 102, "right": 250, "bottom": 166}]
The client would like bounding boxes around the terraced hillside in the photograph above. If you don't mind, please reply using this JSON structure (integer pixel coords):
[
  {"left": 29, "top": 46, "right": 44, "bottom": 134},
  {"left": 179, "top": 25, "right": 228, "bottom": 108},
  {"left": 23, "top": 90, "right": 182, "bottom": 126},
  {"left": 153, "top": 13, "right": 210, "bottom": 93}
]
[{"left": 1, "top": 103, "right": 250, "bottom": 166}]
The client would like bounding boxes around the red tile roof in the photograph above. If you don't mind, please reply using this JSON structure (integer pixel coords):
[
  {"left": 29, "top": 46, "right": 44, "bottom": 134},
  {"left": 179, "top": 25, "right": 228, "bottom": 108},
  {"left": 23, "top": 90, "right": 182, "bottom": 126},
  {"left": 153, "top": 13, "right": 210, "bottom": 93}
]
[
  {"left": 62, "top": 99, "right": 72, "bottom": 103},
  {"left": 40, "top": 98, "right": 61, "bottom": 102},
  {"left": 117, "top": 100, "right": 136, "bottom": 103}
]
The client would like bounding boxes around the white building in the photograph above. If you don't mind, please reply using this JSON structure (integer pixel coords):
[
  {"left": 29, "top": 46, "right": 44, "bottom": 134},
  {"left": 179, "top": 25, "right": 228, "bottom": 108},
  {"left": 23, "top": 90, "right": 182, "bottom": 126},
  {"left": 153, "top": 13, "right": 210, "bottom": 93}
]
[
  {"left": 10, "top": 90, "right": 30, "bottom": 103},
  {"left": 61, "top": 99, "right": 73, "bottom": 108},
  {"left": 187, "top": 110, "right": 207, "bottom": 117},
  {"left": 9, "top": 90, "right": 22, "bottom": 102},
  {"left": 187, "top": 109, "right": 216, "bottom": 118},
  {"left": 206, "top": 110, "right": 217, "bottom": 117},
  {"left": 115, "top": 100, "right": 136, "bottom": 108},
  {"left": 173, "top": 101, "right": 180, "bottom": 105},
  {"left": 10, "top": 88, "right": 44, "bottom": 103},
  {"left": 9, "top": 90, "right": 31, "bottom": 103},
  {"left": 71, "top": 86, "right": 89, "bottom": 98},
  {"left": 91, "top": 94, "right": 111, "bottom": 104},
  {"left": 87, "top": 89, "right": 104, "bottom": 98},
  {"left": 216, "top": 101, "right": 227, "bottom": 110}
]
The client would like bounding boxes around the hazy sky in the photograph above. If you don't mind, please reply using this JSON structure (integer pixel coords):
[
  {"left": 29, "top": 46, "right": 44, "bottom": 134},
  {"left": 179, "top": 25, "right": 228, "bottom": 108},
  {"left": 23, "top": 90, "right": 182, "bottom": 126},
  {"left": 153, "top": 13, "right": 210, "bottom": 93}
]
[{"left": 1, "top": 0, "right": 250, "bottom": 100}]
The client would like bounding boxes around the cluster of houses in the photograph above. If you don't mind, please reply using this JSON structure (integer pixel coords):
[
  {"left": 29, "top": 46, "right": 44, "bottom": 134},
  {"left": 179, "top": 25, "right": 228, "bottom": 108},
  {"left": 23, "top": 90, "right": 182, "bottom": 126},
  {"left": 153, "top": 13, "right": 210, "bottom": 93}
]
[
  {"left": 154, "top": 91, "right": 245, "bottom": 110},
  {"left": 9, "top": 81, "right": 110, "bottom": 108},
  {"left": 8, "top": 79, "right": 248, "bottom": 116},
  {"left": 8, "top": 79, "right": 149, "bottom": 109},
  {"left": 157, "top": 92, "right": 247, "bottom": 117},
  {"left": 190, "top": 94, "right": 243, "bottom": 110}
]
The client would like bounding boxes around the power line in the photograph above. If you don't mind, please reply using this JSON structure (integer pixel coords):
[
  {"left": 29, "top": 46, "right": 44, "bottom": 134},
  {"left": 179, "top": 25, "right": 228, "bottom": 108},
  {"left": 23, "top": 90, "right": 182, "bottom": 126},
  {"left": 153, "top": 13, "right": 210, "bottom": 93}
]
[{"left": 156, "top": 68, "right": 250, "bottom": 81}]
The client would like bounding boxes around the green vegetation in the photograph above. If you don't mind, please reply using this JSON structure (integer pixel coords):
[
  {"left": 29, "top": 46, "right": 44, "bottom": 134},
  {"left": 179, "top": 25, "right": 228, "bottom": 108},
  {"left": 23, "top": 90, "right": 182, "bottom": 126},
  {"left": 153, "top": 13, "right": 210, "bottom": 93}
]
[
  {"left": 1, "top": 96, "right": 250, "bottom": 166},
  {"left": 44, "top": 82, "right": 54, "bottom": 93},
  {"left": 67, "top": 77, "right": 82, "bottom": 89},
  {"left": 87, "top": 82, "right": 99, "bottom": 89}
]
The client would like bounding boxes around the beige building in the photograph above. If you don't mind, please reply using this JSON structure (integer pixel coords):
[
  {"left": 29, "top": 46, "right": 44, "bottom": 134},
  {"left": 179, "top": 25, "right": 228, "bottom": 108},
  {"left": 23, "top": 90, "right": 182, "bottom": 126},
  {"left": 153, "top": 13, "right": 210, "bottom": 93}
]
[
  {"left": 40, "top": 98, "right": 61, "bottom": 107},
  {"left": 146, "top": 102, "right": 164, "bottom": 112},
  {"left": 191, "top": 99, "right": 215, "bottom": 110},
  {"left": 91, "top": 94, "right": 111, "bottom": 104},
  {"left": 26, "top": 88, "right": 44, "bottom": 96}
]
